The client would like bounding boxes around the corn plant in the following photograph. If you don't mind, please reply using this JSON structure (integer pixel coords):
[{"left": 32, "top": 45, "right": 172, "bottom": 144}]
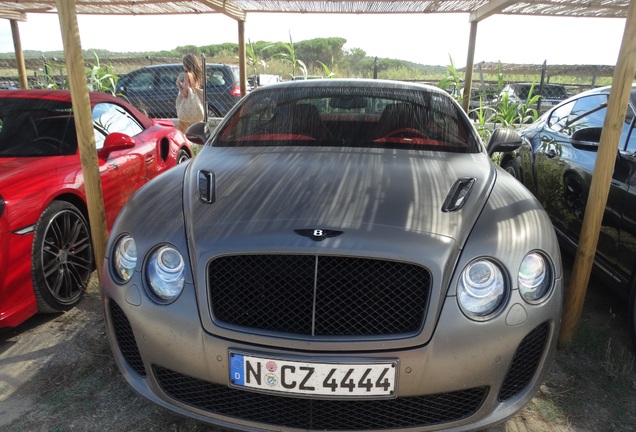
[
  {"left": 86, "top": 52, "right": 118, "bottom": 95},
  {"left": 246, "top": 40, "right": 268, "bottom": 76},
  {"left": 271, "top": 32, "right": 307, "bottom": 79},
  {"left": 438, "top": 54, "right": 464, "bottom": 104},
  {"left": 318, "top": 60, "right": 336, "bottom": 78},
  {"left": 469, "top": 100, "right": 496, "bottom": 142}
]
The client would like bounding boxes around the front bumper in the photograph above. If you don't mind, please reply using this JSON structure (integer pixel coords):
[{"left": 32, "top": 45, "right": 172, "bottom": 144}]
[{"left": 102, "top": 272, "right": 562, "bottom": 432}]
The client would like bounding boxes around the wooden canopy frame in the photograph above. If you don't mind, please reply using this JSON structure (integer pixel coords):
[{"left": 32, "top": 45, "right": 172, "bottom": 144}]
[{"left": 1, "top": 0, "right": 635, "bottom": 347}]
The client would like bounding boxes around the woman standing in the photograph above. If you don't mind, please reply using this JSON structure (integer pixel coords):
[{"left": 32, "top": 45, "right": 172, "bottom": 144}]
[{"left": 176, "top": 53, "right": 204, "bottom": 133}]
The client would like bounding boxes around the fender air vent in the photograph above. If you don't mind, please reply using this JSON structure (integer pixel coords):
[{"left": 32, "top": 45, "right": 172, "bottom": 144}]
[
  {"left": 198, "top": 170, "right": 216, "bottom": 203},
  {"left": 442, "top": 178, "right": 476, "bottom": 212}
]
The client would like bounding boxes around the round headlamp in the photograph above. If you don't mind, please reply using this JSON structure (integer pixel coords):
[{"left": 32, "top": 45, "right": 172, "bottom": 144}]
[
  {"left": 458, "top": 259, "right": 507, "bottom": 319},
  {"left": 518, "top": 252, "right": 552, "bottom": 303},
  {"left": 113, "top": 235, "right": 137, "bottom": 283},
  {"left": 146, "top": 245, "right": 185, "bottom": 302}
]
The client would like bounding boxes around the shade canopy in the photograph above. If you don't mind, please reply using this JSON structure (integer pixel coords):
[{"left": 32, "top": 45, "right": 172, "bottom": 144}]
[{"left": 0, "top": 0, "right": 631, "bottom": 23}]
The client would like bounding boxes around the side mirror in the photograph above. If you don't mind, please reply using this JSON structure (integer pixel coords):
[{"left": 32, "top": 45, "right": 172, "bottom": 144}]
[
  {"left": 99, "top": 132, "right": 135, "bottom": 159},
  {"left": 486, "top": 128, "right": 522, "bottom": 157},
  {"left": 185, "top": 121, "right": 211, "bottom": 145},
  {"left": 571, "top": 127, "right": 602, "bottom": 149}
]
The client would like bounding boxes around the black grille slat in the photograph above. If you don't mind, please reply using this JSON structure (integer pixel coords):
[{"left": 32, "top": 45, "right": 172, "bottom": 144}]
[
  {"left": 154, "top": 366, "right": 487, "bottom": 430},
  {"left": 498, "top": 322, "right": 550, "bottom": 401},
  {"left": 110, "top": 301, "right": 146, "bottom": 377},
  {"left": 209, "top": 255, "right": 431, "bottom": 337}
]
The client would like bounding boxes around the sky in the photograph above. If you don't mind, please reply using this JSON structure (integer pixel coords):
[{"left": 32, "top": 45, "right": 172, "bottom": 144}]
[{"left": 0, "top": 12, "right": 627, "bottom": 67}]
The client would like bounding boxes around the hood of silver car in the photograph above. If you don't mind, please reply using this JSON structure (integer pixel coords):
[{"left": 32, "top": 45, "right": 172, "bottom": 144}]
[{"left": 184, "top": 146, "right": 495, "bottom": 247}]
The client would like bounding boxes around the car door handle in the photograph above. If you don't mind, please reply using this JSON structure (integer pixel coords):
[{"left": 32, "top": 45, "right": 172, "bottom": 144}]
[{"left": 145, "top": 154, "right": 155, "bottom": 164}]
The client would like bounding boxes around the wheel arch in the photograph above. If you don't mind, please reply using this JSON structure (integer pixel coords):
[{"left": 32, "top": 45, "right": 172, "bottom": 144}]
[{"left": 51, "top": 192, "right": 89, "bottom": 223}]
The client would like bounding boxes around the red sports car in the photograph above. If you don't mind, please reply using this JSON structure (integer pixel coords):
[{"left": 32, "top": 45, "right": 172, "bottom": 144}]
[{"left": 0, "top": 89, "right": 192, "bottom": 328}]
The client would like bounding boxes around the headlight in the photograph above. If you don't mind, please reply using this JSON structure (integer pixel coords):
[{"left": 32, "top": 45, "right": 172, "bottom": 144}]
[
  {"left": 146, "top": 245, "right": 185, "bottom": 302},
  {"left": 458, "top": 259, "right": 507, "bottom": 319},
  {"left": 113, "top": 235, "right": 137, "bottom": 283},
  {"left": 518, "top": 252, "right": 552, "bottom": 303}
]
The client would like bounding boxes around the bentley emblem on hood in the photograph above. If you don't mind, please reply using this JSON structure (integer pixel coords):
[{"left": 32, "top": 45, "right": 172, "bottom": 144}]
[{"left": 294, "top": 229, "right": 344, "bottom": 242}]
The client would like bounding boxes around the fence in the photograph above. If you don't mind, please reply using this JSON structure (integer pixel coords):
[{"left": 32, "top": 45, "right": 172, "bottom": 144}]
[{"left": 0, "top": 51, "right": 628, "bottom": 121}]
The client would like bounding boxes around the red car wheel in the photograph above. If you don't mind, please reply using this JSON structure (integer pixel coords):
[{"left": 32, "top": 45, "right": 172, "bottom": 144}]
[{"left": 31, "top": 201, "right": 94, "bottom": 313}]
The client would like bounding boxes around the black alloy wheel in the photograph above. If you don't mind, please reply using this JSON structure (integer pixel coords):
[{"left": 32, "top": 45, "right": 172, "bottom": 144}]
[{"left": 31, "top": 201, "right": 94, "bottom": 313}]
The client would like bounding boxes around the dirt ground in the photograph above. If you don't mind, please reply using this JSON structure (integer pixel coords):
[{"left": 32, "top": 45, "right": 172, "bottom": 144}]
[{"left": 1, "top": 253, "right": 636, "bottom": 432}]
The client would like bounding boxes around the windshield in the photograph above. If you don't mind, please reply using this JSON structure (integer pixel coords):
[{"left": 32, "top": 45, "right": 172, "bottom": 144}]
[
  {"left": 0, "top": 98, "right": 77, "bottom": 157},
  {"left": 215, "top": 85, "right": 480, "bottom": 153}
]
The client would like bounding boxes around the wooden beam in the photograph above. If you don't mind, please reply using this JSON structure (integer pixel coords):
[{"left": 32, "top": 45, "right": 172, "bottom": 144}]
[
  {"left": 9, "top": 20, "right": 28, "bottom": 89},
  {"left": 238, "top": 19, "right": 247, "bottom": 96},
  {"left": 470, "top": 0, "right": 518, "bottom": 22},
  {"left": 462, "top": 21, "right": 478, "bottom": 113},
  {"left": 55, "top": 0, "right": 108, "bottom": 282},
  {"left": 559, "top": 0, "right": 636, "bottom": 347},
  {"left": 200, "top": 0, "right": 246, "bottom": 21},
  {"left": 0, "top": 8, "right": 26, "bottom": 21}
]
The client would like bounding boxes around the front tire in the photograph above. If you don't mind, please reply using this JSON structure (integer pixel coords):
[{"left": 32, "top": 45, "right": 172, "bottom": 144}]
[
  {"left": 502, "top": 158, "right": 519, "bottom": 179},
  {"left": 32, "top": 201, "right": 93, "bottom": 313}
]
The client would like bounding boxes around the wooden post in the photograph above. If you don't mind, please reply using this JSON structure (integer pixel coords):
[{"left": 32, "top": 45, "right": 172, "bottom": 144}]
[
  {"left": 9, "top": 19, "right": 28, "bottom": 89},
  {"left": 462, "top": 21, "right": 478, "bottom": 113},
  {"left": 559, "top": 0, "right": 636, "bottom": 347},
  {"left": 55, "top": 0, "right": 108, "bottom": 282},
  {"left": 237, "top": 19, "right": 247, "bottom": 96}
]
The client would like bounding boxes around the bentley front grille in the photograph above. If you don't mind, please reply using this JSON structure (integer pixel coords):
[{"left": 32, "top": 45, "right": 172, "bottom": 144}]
[{"left": 209, "top": 255, "right": 431, "bottom": 337}]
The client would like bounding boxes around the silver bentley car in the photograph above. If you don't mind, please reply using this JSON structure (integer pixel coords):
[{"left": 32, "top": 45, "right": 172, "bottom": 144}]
[{"left": 102, "top": 79, "right": 563, "bottom": 431}]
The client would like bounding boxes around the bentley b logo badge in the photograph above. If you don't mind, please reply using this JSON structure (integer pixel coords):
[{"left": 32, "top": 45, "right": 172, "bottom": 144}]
[{"left": 294, "top": 229, "right": 343, "bottom": 241}]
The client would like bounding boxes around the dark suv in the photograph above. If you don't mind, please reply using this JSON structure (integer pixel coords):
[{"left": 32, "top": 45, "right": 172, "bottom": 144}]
[{"left": 116, "top": 63, "right": 242, "bottom": 118}]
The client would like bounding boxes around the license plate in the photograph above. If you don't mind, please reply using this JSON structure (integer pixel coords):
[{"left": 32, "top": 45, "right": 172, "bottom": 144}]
[{"left": 229, "top": 352, "right": 397, "bottom": 398}]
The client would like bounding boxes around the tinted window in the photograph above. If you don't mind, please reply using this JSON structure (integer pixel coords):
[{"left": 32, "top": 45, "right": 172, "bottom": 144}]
[
  {"left": 561, "top": 94, "right": 608, "bottom": 135},
  {"left": 207, "top": 69, "right": 227, "bottom": 87},
  {"left": 0, "top": 98, "right": 76, "bottom": 157},
  {"left": 623, "top": 107, "right": 636, "bottom": 152},
  {"left": 92, "top": 102, "right": 143, "bottom": 149},
  {"left": 543, "top": 85, "right": 569, "bottom": 99},
  {"left": 157, "top": 69, "right": 177, "bottom": 91},
  {"left": 547, "top": 100, "right": 575, "bottom": 131},
  {"left": 216, "top": 86, "right": 478, "bottom": 153},
  {"left": 126, "top": 71, "right": 153, "bottom": 91}
]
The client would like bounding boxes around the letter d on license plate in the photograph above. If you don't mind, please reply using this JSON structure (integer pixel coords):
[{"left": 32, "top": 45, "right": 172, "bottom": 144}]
[{"left": 229, "top": 352, "right": 397, "bottom": 398}]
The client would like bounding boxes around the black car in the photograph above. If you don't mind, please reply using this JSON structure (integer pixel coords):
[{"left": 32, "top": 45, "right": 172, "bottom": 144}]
[
  {"left": 116, "top": 63, "right": 242, "bottom": 118},
  {"left": 500, "top": 84, "right": 636, "bottom": 345},
  {"left": 493, "top": 83, "right": 570, "bottom": 115}
]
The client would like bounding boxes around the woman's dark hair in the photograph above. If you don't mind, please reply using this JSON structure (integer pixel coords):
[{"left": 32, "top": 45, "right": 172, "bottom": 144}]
[{"left": 182, "top": 53, "right": 203, "bottom": 86}]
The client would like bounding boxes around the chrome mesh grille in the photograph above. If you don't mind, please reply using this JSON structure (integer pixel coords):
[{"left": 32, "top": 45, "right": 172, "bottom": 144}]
[{"left": 209, "top": 255, "right": 431, "bottom": 336}]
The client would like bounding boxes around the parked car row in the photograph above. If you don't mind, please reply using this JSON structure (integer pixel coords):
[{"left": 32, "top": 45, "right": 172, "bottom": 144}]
[
  {"left": 0, "top": 89, "right": 191, "bottom": 328},
  {"left": 116, "top": 63, "right": 243, "bottom": 118},
  {"left": 101, "top": 79, "right": 563, "bottom": 431},
  {"left": 497, "top": 84, "right": 636, "bottom": 347}
]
